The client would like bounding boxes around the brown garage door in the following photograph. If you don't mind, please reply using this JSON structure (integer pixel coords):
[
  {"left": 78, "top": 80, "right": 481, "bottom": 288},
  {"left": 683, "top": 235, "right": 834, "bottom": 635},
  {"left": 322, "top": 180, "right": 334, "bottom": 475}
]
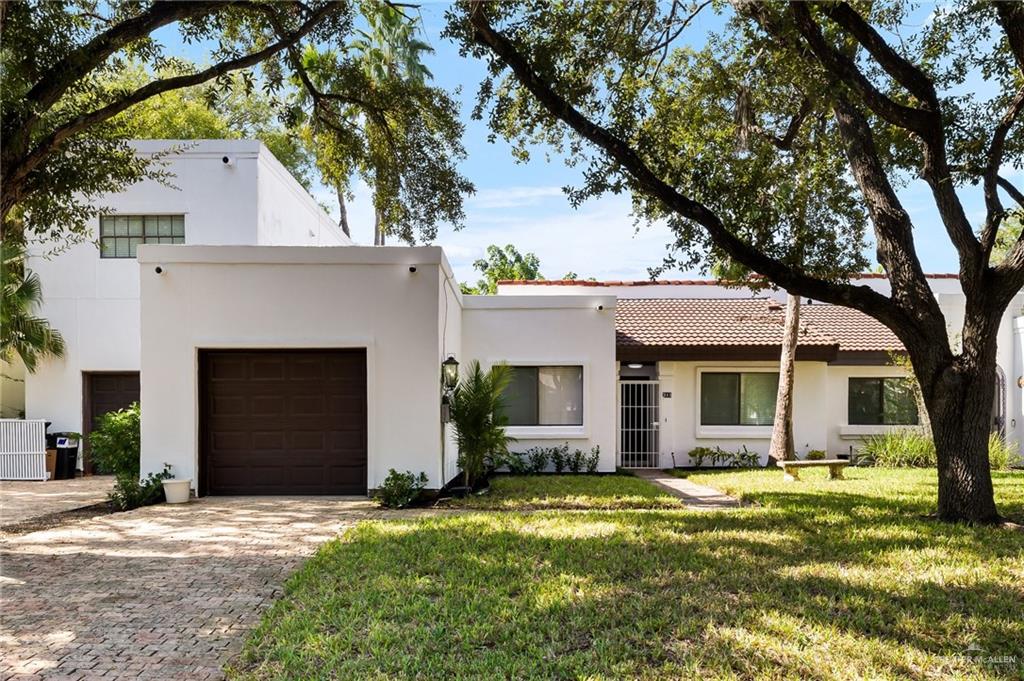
[
  {"left": 199, "top": 349, "right": 367, "bottom": 495},
  {"left": 84, "top": 372, "right": 140, "bottom": 474}
]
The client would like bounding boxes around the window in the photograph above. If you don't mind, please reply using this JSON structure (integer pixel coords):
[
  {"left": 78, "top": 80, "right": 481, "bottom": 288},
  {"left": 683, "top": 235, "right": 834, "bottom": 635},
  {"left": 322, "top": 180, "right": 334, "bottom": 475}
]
[
  {"left": 100, "top": 215, "right": 184, "bottom": 258},
  {"left": 848, "top": 377, "right": 919, "bottom": 425},
  {"left": 504, "top": 366, "right": 583, "bottom": 426},
  {"left": 700, "top": 371, "right": 779, "bottom": 426}
]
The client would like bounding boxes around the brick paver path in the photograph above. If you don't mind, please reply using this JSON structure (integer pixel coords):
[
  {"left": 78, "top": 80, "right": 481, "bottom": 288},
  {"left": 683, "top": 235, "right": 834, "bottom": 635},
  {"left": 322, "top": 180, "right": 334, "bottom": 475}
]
[
  {"left": 0, "top": 497, "right": 391, "bottom": 680},
  {"left": 1, "top": 477, "right": 114, "bottom": 528},
  {"left": 629, "top": 469, "right": 741, "bottom": 509}
]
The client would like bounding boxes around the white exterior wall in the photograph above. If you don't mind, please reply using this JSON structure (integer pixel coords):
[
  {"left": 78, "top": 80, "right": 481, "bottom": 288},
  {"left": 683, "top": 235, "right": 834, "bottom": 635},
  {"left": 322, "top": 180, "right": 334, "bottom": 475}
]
[
  {"left": 657, "top": 360, "right": 829, "bottom": 466},
  {"left": 461, "top": 296, "right": 618, "bottom": 471},
  {"left": 138, "top": 246, "right": 451, "bottom": 491},
  {"left": 25, "top": 140, "right": 350, "bottom": 436}
]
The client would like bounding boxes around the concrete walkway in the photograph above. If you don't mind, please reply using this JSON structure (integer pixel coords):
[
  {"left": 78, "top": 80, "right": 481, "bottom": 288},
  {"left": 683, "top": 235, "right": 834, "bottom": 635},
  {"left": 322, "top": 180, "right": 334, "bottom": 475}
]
[
  {"left": 0, "top": 497, "right": 410, "bottom": 680},
  {"left": 629, "top": 469, "right": 741, "bottom": 509},
  {"left": 1, "top": 476, "right": 114, "bottom": 528}
]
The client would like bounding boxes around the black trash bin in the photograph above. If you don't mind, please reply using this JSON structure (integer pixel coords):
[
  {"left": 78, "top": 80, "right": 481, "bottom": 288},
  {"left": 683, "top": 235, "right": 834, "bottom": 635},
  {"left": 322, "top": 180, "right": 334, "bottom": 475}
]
[{"left": 53, "top": 433, "right": 80, "bottom": 480}]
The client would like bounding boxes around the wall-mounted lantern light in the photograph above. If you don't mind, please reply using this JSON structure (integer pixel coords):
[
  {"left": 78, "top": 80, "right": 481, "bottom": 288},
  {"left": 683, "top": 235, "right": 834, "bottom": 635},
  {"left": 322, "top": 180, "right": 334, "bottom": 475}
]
[{"left": 442, "top": 356, "right": 460, "bottom": 391}]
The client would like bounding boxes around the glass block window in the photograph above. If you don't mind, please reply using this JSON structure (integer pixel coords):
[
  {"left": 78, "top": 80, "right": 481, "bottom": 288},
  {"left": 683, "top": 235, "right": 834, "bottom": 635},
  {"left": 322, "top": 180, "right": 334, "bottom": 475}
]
[{"left": 99, "top": 215, "right": 184, "bottom": 258}]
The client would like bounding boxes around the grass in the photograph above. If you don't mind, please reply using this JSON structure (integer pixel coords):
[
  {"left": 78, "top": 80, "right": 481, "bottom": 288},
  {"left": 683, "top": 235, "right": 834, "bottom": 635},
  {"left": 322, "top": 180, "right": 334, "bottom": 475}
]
[
  {"left": 229, "top": 469, "right": 1024, "bottom": 680},
  {"left": 438, "top": 473, "right": 685, "bottom": 510}
]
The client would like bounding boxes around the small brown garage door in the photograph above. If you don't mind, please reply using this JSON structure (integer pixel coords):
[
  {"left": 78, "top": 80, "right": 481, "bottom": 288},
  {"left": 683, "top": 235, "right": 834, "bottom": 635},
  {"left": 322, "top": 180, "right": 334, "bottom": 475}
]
[
  {"left": 200, "top": 349, "right": 367, "bottom": 495},
  {"left": 84, "top": 372, "right": 140, "bottom": 474}
]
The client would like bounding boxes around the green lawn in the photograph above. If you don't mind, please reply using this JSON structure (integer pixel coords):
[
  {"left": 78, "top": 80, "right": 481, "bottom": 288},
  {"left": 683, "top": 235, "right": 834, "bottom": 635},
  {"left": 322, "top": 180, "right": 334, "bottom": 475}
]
[
  {"left": 439, "top": 473, "right": 684, "bottom": 510},
  {"left": 229, "top": 469, "right": 1024, "bottom": 680}
]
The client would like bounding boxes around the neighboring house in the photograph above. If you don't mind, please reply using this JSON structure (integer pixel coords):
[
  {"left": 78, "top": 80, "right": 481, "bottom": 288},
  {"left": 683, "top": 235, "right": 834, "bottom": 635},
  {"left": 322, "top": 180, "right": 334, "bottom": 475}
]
[
  {"left": 23, "top": 138, "right": 1024, "bottom": 496},
  {"left": 501, "top": 277, "right": 1024, "bottom": 466},
  {"left": 25, "top": 140, "right": 350, "bottom": 471}
]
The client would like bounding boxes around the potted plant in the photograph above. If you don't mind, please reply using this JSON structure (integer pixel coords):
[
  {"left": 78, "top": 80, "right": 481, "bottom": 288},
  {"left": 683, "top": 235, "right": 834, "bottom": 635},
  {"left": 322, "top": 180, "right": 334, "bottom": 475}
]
[{"left": 161, "top": 466, "right": 192, "bottom": 504}]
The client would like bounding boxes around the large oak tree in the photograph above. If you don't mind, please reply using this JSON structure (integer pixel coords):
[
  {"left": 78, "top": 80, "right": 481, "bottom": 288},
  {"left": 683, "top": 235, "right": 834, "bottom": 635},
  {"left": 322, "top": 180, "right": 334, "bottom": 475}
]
[{"left": 448, "top": 0, "right": 1024, "bottom": 522}]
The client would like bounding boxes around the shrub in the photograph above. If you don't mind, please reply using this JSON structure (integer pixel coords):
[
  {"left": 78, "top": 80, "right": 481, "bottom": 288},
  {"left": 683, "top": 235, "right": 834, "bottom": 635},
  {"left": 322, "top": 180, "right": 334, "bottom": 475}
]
[
  {"left": 805, "top": 449, "right": 827, "bottom": 461},
  {"left": 450, "top": 361, "right": 514, "bottom": 488},
  {"left": 688, "top": 445, "right": 759, "bottom": 468},
  {"left": 858, "top": 429, "right": 936, "bottom": 467},
  {"left": 90, "top": 403, "right": 171, "bottom": 510},
  {"left": 585, "top": 445, "right": 600, "bottom": 473},
  {"left": 109, "top": 465, "right": 172, "bottom": 511},
  {"left": 988, "top": 433, "right": 1022, "bottom": 471},
  {"left": 688, "top": 446, "right": 717, "bottom": 468},
  {"left": 550, "top": 443, "right": 569, "bottom": 473},
  {"left": 376, "top": 469, "right": 428, "bottom": 509},
  {"left": 526, "top": 446, "right": 549, "bottom": 473},
  {"left": 502, "top": 452, "right": 530, "bottom": 475},
  {"left": 568, "top": 448, "right": 586, "bottom": 473}
]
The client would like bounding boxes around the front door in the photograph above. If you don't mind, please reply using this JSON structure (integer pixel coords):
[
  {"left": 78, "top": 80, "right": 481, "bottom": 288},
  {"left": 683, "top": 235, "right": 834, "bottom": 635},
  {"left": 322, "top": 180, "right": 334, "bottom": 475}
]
[
  {"left": 618, "top": 380, "right": 660, "bottom": 468},
  {"left": 83, "top": 371, "right": 140, "bottom": 474}
]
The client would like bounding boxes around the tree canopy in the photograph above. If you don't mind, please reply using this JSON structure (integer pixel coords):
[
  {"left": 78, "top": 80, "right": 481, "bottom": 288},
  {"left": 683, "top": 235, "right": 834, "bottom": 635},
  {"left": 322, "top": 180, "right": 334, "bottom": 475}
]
[
  {"left": 447, "top": 0, "right": 1024, "bottom": 523},
  {"left": 0, "top": 0, "right": 473, "bottom": 247}
]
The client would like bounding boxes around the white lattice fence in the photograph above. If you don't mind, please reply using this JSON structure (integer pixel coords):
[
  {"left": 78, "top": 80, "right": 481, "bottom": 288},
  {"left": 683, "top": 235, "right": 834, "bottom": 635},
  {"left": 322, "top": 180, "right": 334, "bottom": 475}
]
[{"left": 0, "top": 419, "right": 47, "bottom": 480}]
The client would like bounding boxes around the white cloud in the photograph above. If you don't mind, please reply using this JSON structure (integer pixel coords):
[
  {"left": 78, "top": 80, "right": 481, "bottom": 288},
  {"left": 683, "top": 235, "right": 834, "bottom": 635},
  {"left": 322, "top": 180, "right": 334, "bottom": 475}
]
[{"left": 467, "top": 186, "right": 566, "bottom": 210}]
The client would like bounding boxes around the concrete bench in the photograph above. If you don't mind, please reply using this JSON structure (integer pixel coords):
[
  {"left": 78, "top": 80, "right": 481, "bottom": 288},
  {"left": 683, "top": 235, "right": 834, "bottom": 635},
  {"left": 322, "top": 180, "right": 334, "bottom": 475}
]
[{"left": 776, "top": 459, "right": 848, "bottom": 481}]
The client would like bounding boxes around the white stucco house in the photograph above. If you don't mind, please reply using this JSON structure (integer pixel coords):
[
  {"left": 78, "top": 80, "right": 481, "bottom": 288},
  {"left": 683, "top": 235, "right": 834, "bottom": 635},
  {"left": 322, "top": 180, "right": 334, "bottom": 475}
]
[{"left": 18, "top": 139, "right": 1024, "bottom": 496}]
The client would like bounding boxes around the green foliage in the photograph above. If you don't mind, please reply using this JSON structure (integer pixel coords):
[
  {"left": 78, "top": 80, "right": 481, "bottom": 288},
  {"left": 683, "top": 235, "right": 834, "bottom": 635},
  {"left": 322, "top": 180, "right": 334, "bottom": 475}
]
[
  {"left": 296, "top": 1, "right": 472, "bottom": 245},
  {"left": 449, "top": 361, "right": 513, "bottom": 488},
  {"left": 550, "top": 442, "right": 570, "bottom": 473},
  {"left": 860, "top": 429, "right": 1021, "bottom": 470},
  {"left": 1, "top": 1, "right": 353, "bottom": 246},
  {"left": 375, "top": 469, "right": 429, "bottom": 509},
  {"left": 89, "top": 402, "right": 170, "bottom": 510},
  {"left": 805, "top": 449, "right": 827, "bottom": 461},
  {"left": 687, "top": 445, "right": 759, "bottom": 468},
  {"left": 506, "top": 443, "right": 600, "bottom": 474},
  {"left": 525, "top": 446, "right": 550, "bottom": 473},
  {"left": 89, "top": 403, "right": 142, "bottom": 479},
  {"left": 1, "top": 240, "right": 65, "bottom": 372},
  {"left": 858, "top": 429, "right": 937, "bottom": 468},
  {"left": 460, "top": 244, "right": 544, "bottom": 295},
  {"left": 987, "top": 434, "right": 1021, "bottom": 471},
  {"left": 108, "top": 67, "right": 315, "bottom": 190}
]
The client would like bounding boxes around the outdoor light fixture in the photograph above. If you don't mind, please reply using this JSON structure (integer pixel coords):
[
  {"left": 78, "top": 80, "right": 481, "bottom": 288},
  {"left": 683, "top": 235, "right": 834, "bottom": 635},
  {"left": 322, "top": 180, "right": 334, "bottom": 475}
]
[
  {"left": 442, "top": 355, "right": 460, "bottom": 390},
  {"left": 627, "top": 363, "right": 644, "bottom": 369}
]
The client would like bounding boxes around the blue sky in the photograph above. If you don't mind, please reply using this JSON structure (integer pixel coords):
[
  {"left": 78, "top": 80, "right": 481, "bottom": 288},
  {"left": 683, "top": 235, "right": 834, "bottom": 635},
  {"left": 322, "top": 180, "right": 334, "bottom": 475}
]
[{"left": 155, "top": 2, "right": 1010, "bottom": 285}]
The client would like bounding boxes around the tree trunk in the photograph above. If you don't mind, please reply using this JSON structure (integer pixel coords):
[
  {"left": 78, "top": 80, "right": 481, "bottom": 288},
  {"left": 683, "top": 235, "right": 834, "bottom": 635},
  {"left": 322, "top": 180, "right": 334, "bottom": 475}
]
[
  {"left": 373, "top": 208, "right": 384, "bottom": 246},
  {"left": 769, "top": 293, "right": 799, "bottom": 463},
  {"left": 921, "top": 355, "right": 1001, "bottom": 523},
  {"left": 336, "top": 184, "right": 351, "bottom": 238}
]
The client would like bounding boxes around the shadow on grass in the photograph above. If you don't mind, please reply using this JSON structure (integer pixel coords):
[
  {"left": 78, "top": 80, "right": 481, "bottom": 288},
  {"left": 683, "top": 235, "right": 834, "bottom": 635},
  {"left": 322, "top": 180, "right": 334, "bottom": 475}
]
[{"left": 232, "top": 498, "right": 1024, "bottom": 680}]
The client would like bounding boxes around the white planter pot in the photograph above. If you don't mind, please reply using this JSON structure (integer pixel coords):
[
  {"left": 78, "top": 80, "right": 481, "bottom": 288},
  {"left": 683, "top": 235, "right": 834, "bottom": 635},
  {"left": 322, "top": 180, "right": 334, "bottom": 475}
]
[{"left": 162, "top": 479, "right": 192, "bottom": 504}]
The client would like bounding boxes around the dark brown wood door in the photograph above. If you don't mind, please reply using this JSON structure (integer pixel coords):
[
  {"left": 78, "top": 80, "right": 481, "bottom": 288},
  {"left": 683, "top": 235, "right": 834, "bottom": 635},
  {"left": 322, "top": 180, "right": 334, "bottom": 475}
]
[
  {"left": 83, "top": 372, "right": 140, "bottom": 474},
  {"left": 200, "top": 350, "right": 367, "bottom": 495}
]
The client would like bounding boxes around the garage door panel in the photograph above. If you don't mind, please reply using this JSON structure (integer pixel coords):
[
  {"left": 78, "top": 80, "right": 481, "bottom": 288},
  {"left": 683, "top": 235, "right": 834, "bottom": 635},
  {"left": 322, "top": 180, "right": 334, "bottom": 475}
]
[{"left": 201, "top": 349, "right": 367, "bottom": 495}]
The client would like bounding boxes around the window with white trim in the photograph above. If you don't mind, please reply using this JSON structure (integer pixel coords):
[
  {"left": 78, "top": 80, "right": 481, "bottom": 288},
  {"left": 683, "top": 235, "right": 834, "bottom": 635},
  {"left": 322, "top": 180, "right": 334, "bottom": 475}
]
[
  {"left": 100, "top": 215, "right": 184, "bottom": 258},
  {"left": 504, "top": 366, "right": 583, "bottom": 426},
  {"left": 700, "top": 371, "right": 779, "bottom": 426}
]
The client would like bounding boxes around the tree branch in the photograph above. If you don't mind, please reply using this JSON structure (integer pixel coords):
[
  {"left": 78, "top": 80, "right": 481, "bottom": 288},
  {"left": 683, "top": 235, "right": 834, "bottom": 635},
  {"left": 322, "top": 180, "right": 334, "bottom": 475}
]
[
  {"left": 786, "top": 2, "right": 981, "bottom": 286},
  {"left": 980, "top": 86, "right": 1024, "bottom": 254},
  {"left": 466, "top": 0, "right": 906, "bottom": 329},
  {"left": 995, "top": 2, "right": 1024, "bottom": 72},
  {"left": 998, "top": 176, "right": 1024, "bottom": 209},
  {"left": 5, "top": 2, "right": 340, "bottom": 201}
]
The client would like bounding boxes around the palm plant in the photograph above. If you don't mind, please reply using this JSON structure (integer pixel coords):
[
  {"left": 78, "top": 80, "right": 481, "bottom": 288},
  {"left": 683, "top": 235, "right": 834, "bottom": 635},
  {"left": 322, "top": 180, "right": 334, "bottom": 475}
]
[
  {"left": 449, "top": 361, "right": 513, "bottom": 489},
  {"left": 1, "top": 240, "right": 65, "bottom": 372}
]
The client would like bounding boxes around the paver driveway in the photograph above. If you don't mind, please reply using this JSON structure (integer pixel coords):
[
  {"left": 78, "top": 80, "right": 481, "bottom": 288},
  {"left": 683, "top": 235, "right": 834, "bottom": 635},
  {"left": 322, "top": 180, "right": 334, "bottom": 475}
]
[{"left": 0, "top": 497, "right": 387, "bottom": 680}]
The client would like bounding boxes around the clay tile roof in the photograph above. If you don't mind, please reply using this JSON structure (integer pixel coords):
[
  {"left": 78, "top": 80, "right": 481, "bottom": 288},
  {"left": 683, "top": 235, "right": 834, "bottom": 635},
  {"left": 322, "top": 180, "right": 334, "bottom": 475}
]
[
  {"left": 615, "top": 298, "right": 903, "bottom": 353},
  {"left": 499, "top": 273, "right": 959, "bottom": 286}
]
